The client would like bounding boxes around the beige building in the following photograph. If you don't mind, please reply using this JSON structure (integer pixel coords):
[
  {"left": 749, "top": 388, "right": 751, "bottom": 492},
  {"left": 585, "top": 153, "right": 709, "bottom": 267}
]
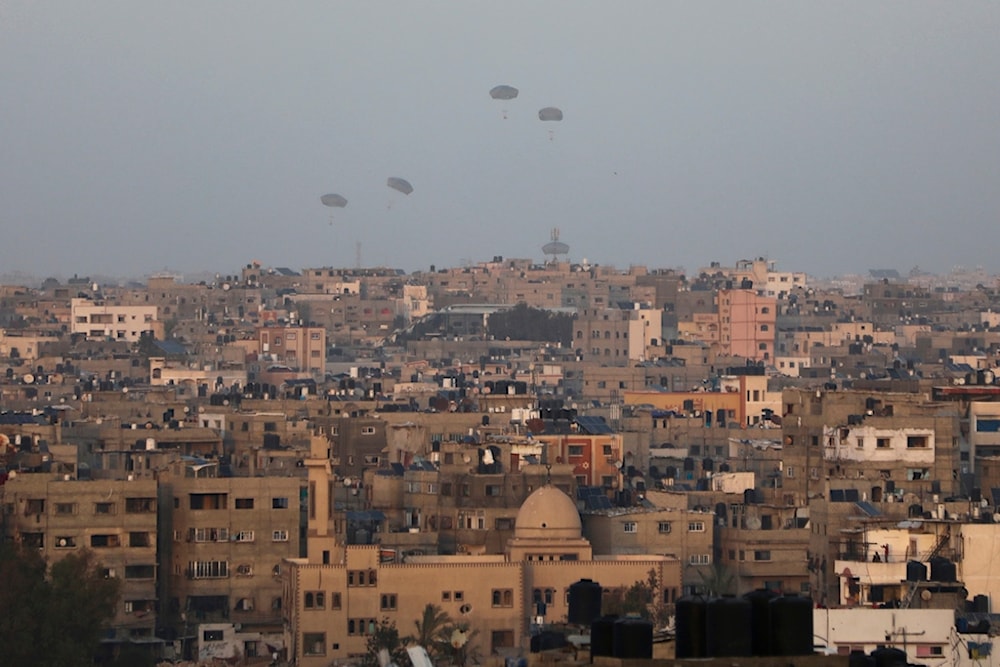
[
  {"left": 2, "top": 474, "right": 160, "bottom": 644},
  {"left": 161, "top": 474, "right": 303, "bottom": 639},
  {"left": 70, "top": 298, "right": 160, "bottom": 341},
  {"left": 285, "top": 482, "right": 679, "bottom": 665},
  {"left": 258, "top": 325, "right": 326, "bottom": 377}
]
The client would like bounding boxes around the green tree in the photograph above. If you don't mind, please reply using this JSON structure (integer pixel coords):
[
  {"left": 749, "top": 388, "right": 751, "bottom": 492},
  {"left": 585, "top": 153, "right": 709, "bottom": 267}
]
[
  {"left": 601, "top": 569, "right": 672, "bottom": 628},
  {"left": 362, "top": 618, "right": 411, "bottom": 667},
  {"left": 487, "top": 304, "right": 573, "bottom": 345},
  {"left": 0, "top": 544, "right": 120, "bottom": 667},
  {"left": 697, "top": 560, "right": 737, "bottom": 596},
  {"left": 413, "top": 603, "right": 452, "bottom": 661}
]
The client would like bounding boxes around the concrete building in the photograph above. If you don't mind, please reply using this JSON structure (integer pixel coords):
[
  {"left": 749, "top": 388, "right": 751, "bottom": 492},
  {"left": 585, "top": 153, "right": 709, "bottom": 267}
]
[
  {"left": 2, "top": 474, "right": 161, "bottom": 644},
  {"left": 160, "top": 474, "right": 304, "bottom": 642},
  {"left": 70, "top": 298, "right": 160, "bottom": 342},
  {"left": 285, "top": 481, "right": 680, "bottom": 665}
]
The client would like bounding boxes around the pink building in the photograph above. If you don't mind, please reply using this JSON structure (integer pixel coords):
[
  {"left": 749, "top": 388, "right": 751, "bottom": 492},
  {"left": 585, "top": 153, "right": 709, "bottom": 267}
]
[{"left": 718, "top": 289, "right": 776, "bottom": 361}]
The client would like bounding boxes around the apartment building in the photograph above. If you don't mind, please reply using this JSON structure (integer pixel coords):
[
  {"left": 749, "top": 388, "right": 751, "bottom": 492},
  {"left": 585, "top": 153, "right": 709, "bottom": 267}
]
[
  {"left": 257, "top": 325, "right": 326, "bottom": 377},
  {"left": 70, "top": 298, "right": 160, "bottom": 342},
  {"left": 717, "top": 288, "right": 777, "bottom": 361},
  {"left": 160, "top": 474, "right": 303, "bottom": 640},
  {"left": 2, "top": 474, "right": 160, "bottom": 644}
]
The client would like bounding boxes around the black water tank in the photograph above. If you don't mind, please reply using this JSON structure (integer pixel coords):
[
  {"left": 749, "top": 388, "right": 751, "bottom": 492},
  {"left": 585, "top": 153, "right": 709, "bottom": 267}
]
[
  {"left": 590, "top": 615, "right": 618, "bottom": 658},
  {"left": 906, "top": 560, "right": 927, "bottom": 582},
  {"left": 849, "top": 650, "right": 876, "bottom": 667},
  {"left": 707, "top": 596, "right": 752, "bottom": 657},
  {"left": 770, "top": 594, "right": 814, "bottom": 656},
  {"left": 743, "top": 589, "right": 777, "bottom": 656},
  {"left": 973, "top": 594, "right": 990, "bottom": 613},
  {"left": 675, "top": 596, "right": 707, "bottom": 658},
  {"left": 530, "top": 631, "right": 567, "bottom": 653},
  {"left": 871, "top": 646, "right": 907, "bottom": 667},
  {"left": 930, "top": 557, "right": 956, "bottom": 582},
  {"left": 613, "top": 616, "right": 653, "bottom": 659},
  {"left": 567, "top": 579, "right": 602, "bottom": 625}
]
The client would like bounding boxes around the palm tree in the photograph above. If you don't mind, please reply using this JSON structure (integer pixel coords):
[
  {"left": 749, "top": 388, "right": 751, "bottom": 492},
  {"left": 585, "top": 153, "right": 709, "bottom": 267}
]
[{"left": 413, "top": 604, "right": 452, "bottom": 660}]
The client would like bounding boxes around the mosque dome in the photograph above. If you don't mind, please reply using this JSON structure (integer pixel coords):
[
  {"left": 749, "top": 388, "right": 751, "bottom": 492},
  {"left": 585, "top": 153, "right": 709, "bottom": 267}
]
[{"left": 514, "top": 484, "right": 582, "bottom": 540}]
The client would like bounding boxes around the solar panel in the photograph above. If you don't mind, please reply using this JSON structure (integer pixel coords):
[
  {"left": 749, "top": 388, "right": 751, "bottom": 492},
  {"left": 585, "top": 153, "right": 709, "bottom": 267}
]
[{"left": 856, "top": 501, "right": 881, "bottom": 517}]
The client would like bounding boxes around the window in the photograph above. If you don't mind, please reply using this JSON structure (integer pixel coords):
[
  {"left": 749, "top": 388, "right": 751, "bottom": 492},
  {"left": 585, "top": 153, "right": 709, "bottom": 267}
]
[
  {"left": 361, "top": 426, "right": 375, "bottom": 435},
  {"left": 492, "top": 589, "right": 513, "bottom": 607},
  {"left": 124, "top": 564, "right": 155, "bottom": 579},
  {"left": 272, "top": 530, "right": 289, "bottom": 542},
  {"left": 754, "top": 550, "right": 772, "bottom": 561},
  {"left": 689, "top": 554, "right": 711, "bottom": 565},
  {"left": 235, "top": 563, "right": 253, "bottom": 577},
  {"left": 331, "top": 592, "right": 342, "bottom": 609},
  {"left": 189, "top": 493, "right": 228, "bottom": 510},
  {"left": 188, "top": 560, "right": 228, "bottom": 579},
  {"left": 129, "top": 532, "right": 151, "bottom": 547},
  {"left": 235, "top": 498, "right": 254, "bottom": 509},
  {"left": 203, "top": 630, "right": 224, "bottom": 642},
  {"left": 55, "top": 502, "right": 77, "bottom": 515},
  {"left": 495, "top": 518, "right": 514, "bottom": 530},
  {"left": 688, "top": 521, "right": 705, "bottom": 532},
  {"left": 55, "top": 535, "right": 76, "bottom": 548},
  {"left": 907, "top": 435, "right": 929, "bottom": 449},
  {"left": 91, "top": 534, "right": 120, "bottom": 548},
  {"left": 304, "top": 591, "right": 326, "bottom": 609},
  {"left": 658, "top": 521, "right": 672, "bottom": 534},
  {"left": 303, "top": 633, "right": 326, "bottom": 656},
  {"left": 94, "top": 502, "right": 116, "bottom": 515},
  {"left": 623, "top": 522, "right": 637, "bottom": 534},
  {"left": 568, "top": 445, "right": 584, "bottom": 457},
  {"left": 381, "top": 594, "right": 397, "bottom": 611},
  {"left": 876, "top": 437, "right": 890, "bottom": 449},
  {"left": 189, "top": 527, "right": 229, "bottom": 542},
  {"left": 233, "top": 530, "right": 255, "bottom": 543},
  {"left": 125, "top": 497, "right": 156, "bottom": 513},
  {"left": 272, "top": 497, "right": 289, "bottom": 509}
]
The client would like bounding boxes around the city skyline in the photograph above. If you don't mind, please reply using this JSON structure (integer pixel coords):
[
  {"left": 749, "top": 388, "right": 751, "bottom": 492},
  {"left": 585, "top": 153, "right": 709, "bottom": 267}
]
[{"left": 2, "top": 2, "right": 999, "bottom": 279}]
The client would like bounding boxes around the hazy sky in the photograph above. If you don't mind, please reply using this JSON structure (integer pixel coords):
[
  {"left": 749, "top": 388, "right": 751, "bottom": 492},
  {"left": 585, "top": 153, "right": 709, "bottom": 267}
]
[{"left": 2, "top": 2, "right": 999, "bottom": 280}]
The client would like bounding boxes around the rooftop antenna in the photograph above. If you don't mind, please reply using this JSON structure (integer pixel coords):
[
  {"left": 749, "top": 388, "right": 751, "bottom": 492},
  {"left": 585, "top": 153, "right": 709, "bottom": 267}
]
[
  {"left": 542, "top": 227, "right": 569, "bottom": 264},
  {"left": 355, "top": 241, "right": 361, "bottom": 270}
]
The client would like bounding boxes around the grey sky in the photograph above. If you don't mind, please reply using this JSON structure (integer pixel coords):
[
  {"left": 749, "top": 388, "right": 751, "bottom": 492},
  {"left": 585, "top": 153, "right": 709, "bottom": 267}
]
[{"left": 2, "top": 2, "right": 999, "bottom": 279}]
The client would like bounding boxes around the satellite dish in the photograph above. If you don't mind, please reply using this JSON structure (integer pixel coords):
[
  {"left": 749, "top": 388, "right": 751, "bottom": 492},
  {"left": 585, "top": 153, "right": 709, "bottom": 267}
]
[
  {"left": 57, "top": 538, "right": 68, "bottom": 547},
  {"left": 745, "top": 515, "right": 762, "bottom": 530},
  {"left": 343, "top": 477, "right": 353, "bottom": 487},
  {"left": 920, "top": 589, "right": 932, "bottom": 601},
  {"left": 462, "top": 454, "right": 472, "bottom": 464},
  {"left": 22, "top": 373, "right": 35, "bottom": 384}
]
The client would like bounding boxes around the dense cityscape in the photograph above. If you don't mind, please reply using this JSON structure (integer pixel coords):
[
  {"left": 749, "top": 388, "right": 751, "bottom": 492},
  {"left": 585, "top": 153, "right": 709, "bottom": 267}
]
[{"left": 2, "top": 253, "right": 1000, "bottom": 666}]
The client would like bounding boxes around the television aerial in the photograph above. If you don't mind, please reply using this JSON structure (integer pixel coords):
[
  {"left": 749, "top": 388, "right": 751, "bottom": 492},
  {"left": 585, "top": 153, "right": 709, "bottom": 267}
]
[{"left": 542, "top": 227, "right": 569, "bottom": 263}]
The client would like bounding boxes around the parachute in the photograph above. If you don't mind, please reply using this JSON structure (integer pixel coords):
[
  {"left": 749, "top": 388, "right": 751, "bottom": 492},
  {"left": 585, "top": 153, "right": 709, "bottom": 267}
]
[
  {"left": 386, "top": 177, "right": 413, "bottom": 195},
  {"left": 489, "top": 85, "right": 519, "bottom": 101},
  {"left": 320, "top": 193, "right": 348, "bottom": 208},
  {"left": 538, "top": 107, "right": 563, "bottom": 121}
]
